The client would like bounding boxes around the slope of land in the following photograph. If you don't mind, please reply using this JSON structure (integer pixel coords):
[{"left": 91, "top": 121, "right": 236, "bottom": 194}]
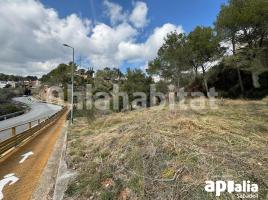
[{"left": 65, "top": 98, "right": 268, "bottom": 200}]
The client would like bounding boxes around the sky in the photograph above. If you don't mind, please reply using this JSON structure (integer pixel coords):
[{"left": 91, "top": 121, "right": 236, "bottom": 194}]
[{"left": 0, "top": 0, "right": 228, "bottom": 77}]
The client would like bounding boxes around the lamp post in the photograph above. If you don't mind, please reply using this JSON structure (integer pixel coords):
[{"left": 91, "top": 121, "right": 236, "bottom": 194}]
[{"left": 63, "top": 43, "right": 74, "bottom": 124}]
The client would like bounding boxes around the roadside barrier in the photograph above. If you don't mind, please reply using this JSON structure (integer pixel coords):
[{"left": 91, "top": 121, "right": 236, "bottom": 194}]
[{"left": 0, "top": 106, "right": 67, "bottom": 156}]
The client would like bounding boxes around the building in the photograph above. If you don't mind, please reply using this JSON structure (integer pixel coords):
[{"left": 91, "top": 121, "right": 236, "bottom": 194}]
[
  {"left": 0, "top": 81, "right": 7, "bottom": 88},
  {"left": 31, "top": 80, "right": 40, "bottom": 88},
  {"left": 7, "top": 81, "right": 17, "bottom": 88}
]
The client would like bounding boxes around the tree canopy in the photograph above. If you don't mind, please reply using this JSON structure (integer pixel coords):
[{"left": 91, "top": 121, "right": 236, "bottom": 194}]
[{"left": 147, "top": 32, "right": 191, "bottom": 87}]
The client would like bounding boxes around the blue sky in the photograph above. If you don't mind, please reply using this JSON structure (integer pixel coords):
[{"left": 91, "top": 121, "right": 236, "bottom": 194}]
[
  {"left": 0, "top": 0, "right": 228, "bottom": 76},
  {"left": 42, "top": 0, "right": 227, "bottom": 39},
  {"left": 41, "top": 0, "right": 227, "bottom": 72}
]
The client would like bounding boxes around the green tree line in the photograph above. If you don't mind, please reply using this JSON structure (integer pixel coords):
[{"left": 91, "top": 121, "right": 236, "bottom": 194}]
[
  {"left": 0, "top": 73, "right": 37, "bottom": 82},
  {"left": 41, "top": 0, "right": 268, "bottom": 110},
  {"left": 148, "top": 0, "right": 268, "bottom": 97}
]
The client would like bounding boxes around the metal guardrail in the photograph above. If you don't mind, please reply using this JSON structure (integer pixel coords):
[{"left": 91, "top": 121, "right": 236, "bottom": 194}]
[
  {"left": 0, "top": 107, "right": 67, "bottom": 156},
  {"left": 0, "top": 116, "right": 49, "bottom": 139}
]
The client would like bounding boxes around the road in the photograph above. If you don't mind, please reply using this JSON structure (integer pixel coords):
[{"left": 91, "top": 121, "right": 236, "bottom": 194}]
[
  {"left": 0, "top": 109, "right": 67, "bottom": 200},
  {"left": 0, "top": 97, "right": 62, "bottom": 141}
]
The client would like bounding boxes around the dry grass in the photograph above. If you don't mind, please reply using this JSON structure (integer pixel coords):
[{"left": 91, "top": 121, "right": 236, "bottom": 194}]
[{"left": 65, "top": 98, "right": 268, "bottom": 200}]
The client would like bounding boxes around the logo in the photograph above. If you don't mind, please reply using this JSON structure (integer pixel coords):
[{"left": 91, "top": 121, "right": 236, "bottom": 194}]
[{"left": 205, "top": 180, "right": 258, "bottom": 197}]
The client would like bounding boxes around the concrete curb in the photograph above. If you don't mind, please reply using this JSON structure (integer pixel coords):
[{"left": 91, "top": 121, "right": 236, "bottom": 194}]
[{"left": 52, "top": 125, "right": 76, "bottom": 200}]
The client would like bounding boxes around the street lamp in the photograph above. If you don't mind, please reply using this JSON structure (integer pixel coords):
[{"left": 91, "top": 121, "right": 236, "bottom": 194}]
[{"left": 63, "top": 43, "right": 74, "bottom": 124}]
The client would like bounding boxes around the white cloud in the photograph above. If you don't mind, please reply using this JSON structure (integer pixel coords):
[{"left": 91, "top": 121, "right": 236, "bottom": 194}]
[
  {"left": 0, "top": 0, "right": 184, "bottom": 77},
  {"left": 0, "top": 0, "right": 91, "bottom": 76},
  {"left": 88, "top": 22, "right": 137, "bottom": 67},
  {"left": 117, "top": 23, "right": 184, "bottom": 61},
  {"left": 104, "top": 0, "right": 149, "bottom": 28},
  {"left": 129, "top": 1, "right": 149, "bottom": 28},
  {"left": 103, "top": 0, "right": 127, "bottom": 25}
]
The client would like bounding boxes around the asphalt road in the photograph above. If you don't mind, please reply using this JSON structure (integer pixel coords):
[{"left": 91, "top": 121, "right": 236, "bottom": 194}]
[
  {"left": 0, "top": 109, "right": 67, "bottom": 200},
  {"left": 0, "top": 97, "right": 62, "bottom": 141}
]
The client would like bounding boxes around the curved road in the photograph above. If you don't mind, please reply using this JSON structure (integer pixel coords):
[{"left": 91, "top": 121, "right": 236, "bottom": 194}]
[
  {"left": 0, "top": 97, "right": 62, "bottom": 141},
  {"left": 0, "top": 107, "right": 67, "bottom": 200}
]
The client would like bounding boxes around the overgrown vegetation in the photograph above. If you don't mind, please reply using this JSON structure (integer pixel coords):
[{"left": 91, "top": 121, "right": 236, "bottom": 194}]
[
  {"left": 0, "top": 73, "right": 37, "bottom": 81},
  {"left": 40, "top": 62, "right": 95, "bottom": 87},
  {"left": 148, "top": 0, "right": 268, "bottom": 98},
  {"left": 65, "top": 99, "right": 268, "bottom": 199},
  {"left": 0, "top": 88, "right": 24, "bottom": 115},
  {"left": 0, "top": 103, "right": 23, "bottom": 116},
  {"left": 62, "top": 0, "right": 268, "bottom": 199}
]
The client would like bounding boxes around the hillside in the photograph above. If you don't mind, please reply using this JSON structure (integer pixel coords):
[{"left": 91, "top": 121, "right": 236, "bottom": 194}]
[{"left": 65, "top": 98, "right": 268, "bottom": 199}]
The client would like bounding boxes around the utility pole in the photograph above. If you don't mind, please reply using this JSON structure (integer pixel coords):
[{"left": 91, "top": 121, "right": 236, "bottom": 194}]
[{"left": 63, "top": 43, "right": 74, "bottom": 124}]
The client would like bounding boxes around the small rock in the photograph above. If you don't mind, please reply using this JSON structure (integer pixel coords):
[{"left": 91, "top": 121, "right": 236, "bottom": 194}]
[{"left": 101, "top": 178, "right": 114, "bottom": 188}]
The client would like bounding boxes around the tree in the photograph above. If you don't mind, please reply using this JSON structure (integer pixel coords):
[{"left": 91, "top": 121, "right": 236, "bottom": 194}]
[
  {"left": 216, "top": 1, "right": 246, "bottom": 94},
  {"left": 94, "top": 68, "right": 123, "bottom": 93},
  {"left": 147, "top": 32, "right": 191, "bottom": 91},
  {"left": 188, "top": 26, "right": 222, "bottom": 94},
  {"left": 155, "top": 80, "right": 169, "bottom": 94},
  {"left": 215, "top": 0, "right": 268, "bottom": 94},
  {"left": 40, "top": 62, "right": 75, "bottom": 85},
  {"left": 0, "top": 73, "right": 36, "bottom": 82},
  {"left": 40, "top": 62, "right": 94, "bottom": 87},
  {"left": 122, "top": 68, "right": 153, "bottom": 109},
  {"left": 232, "top": 0, "right": 268, "bottom": 48}
]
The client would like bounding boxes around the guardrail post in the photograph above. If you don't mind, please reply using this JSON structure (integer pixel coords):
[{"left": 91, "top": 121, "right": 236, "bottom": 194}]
[
  {"left": 12, "top": 127, "right": 17, "bottom": 147},
  {"left": 38, "top": 119, "right": 40, "bottom": 124},
  {"left": 29, "top": 122, "right": 32, "bottom": 129},
  {"left": 12, "top": 127, "right": 16, "bottom": 136}
]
